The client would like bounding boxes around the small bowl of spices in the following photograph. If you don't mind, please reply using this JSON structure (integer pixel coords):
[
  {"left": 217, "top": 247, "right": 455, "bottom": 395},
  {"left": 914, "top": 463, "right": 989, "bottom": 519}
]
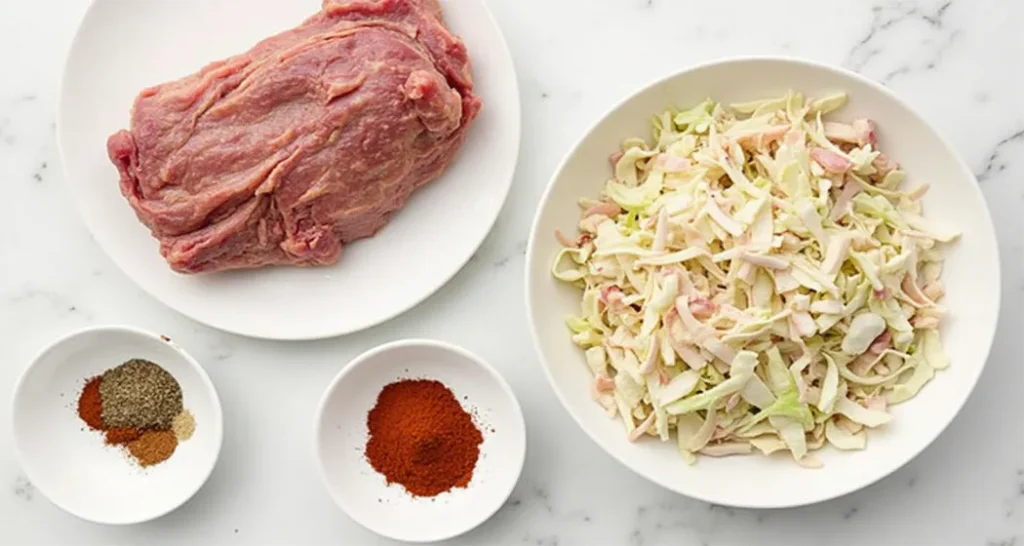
[
  {"left": 315, "top": 339, "right": 526, "bottom": 543},
  {"left": 12, "top": 325, "right": 223, "bottom": 524}
]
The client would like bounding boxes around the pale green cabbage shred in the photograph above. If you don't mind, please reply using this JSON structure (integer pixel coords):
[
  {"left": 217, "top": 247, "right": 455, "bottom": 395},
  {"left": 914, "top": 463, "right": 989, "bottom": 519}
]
[{"left": 553, "top": 91, "right": 958, "bottom": 468}]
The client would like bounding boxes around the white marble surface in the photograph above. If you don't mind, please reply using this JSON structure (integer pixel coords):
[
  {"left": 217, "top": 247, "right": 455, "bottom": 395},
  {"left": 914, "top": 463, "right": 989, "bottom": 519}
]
[{"left": 1, "top": 0, "right": 1021, "bottom": 544}]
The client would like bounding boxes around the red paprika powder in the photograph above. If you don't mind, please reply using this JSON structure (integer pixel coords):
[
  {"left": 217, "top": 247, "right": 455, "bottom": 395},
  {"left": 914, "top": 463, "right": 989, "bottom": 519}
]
[
  {"left": 104, "top": 428, "right": 143, "bottom": 445},
  {"left": 77, "top": 376, "right": 105, "bottom": 430},
  {"left": 365, "top": 379, "right": 483, "bottom": 497}
]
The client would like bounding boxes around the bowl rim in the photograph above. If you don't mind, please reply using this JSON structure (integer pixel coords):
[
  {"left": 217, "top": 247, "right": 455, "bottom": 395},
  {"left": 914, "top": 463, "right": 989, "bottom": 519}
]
[
  {"left": 10, "top": 324, "right": 225, "bottom": 525},
  {"left": 524, "top": 55, "right": 1001, "bottom": 509},
  {"left": 312, "top": 338, "right": 527, "bottom": 542}
]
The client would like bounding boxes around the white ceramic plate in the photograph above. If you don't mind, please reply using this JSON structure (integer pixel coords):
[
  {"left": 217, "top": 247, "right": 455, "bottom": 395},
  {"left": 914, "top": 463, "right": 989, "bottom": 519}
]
[
  {"left": 315, "top": 339, "right": 526, "bottom": 543},
  {"left": 525, "top": 57, "right": 1001, "bottom": 508},
  {"left": 11, "top": 326, "right": 224, "bottom": 524},
  {"left": 58, "top": 0, "right": 520, "bottom": 340}
]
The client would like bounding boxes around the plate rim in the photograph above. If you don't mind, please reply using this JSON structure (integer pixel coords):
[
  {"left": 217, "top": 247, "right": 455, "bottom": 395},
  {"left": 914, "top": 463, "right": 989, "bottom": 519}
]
[
  {"left": 524, "top": 55, "right": 1002, "bottom": 509},
  {"left": 56, "top": 0, "right": 521, "bottom": 340}
]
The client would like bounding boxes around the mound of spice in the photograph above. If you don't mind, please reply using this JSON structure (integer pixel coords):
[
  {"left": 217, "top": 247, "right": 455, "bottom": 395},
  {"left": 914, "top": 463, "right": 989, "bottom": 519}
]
[
  {"left": 365, "top": 379, "right": 483, "bottom": 497},
  {"left": 76, "top": 358, "right": 195, "bottom": 467}
]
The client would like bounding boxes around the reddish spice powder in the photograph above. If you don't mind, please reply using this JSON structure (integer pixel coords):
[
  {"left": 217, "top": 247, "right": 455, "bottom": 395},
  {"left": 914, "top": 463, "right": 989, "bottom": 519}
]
[
  {"left": 127, "top": 430, "right": 178, "bottom": 467},
  {"left": 77, "top": 376, "right": 105, "bottom": 430},
  {"left": 365, "top": 379, "right": 483, "bottom": 497},
  {"left": 104, "top": 427, "right": 143, "bottom": 445}
]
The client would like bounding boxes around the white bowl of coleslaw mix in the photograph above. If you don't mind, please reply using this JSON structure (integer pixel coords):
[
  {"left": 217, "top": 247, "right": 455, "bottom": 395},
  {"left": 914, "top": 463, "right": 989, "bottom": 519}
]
[{"left": 525, "top": 57, "right": 999, "bottom": 508}]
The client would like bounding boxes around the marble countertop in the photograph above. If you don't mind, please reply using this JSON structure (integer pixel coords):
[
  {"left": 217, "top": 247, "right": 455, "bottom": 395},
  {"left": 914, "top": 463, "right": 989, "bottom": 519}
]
[{"left": 1, "top": 0, "right": 1021, "bottom": 544}]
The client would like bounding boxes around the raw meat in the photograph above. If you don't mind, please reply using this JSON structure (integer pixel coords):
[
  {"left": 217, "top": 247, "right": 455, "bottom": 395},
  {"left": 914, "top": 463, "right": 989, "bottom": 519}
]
[{"left": 107, "top": 0, "right": 481, "bottom": 273}]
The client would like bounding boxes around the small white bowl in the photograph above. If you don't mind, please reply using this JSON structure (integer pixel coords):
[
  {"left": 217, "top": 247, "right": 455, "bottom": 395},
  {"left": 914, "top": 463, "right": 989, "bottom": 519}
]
[
  {"left": 315, "top": 339, "right": 526, "bottom": 543},
  {"left": 11, "top": 325, "right": 224, "bottom": 524},
  {"left": 525, "top": 57, "right": 1000, "bottom": 508}
]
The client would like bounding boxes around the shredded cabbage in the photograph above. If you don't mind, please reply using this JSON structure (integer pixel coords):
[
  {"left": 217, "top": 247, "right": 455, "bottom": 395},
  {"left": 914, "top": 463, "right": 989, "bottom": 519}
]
[{"left": 552, "top": 91, "right": 959, "bottom": 466}]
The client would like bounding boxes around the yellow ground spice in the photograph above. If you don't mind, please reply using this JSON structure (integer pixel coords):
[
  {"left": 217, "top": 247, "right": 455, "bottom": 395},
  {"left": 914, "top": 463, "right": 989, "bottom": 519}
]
[{"left": 171, "top": 409, "right": 196, "bottom": 441}]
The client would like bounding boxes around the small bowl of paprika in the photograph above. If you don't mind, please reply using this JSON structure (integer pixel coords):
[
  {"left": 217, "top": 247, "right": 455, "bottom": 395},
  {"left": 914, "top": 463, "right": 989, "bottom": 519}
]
[
  {"left": 315, "top": 339, "right": 526, "bottom": 543},
  {"left": 11, "top": 325, "right": 223, "bottom": 524}
]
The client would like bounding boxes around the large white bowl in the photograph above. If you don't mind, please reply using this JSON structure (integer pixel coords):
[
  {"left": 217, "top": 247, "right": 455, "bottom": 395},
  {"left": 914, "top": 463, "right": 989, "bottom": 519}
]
[{"left": 525, "top": 57, "right": 1000, "bottom": 508}]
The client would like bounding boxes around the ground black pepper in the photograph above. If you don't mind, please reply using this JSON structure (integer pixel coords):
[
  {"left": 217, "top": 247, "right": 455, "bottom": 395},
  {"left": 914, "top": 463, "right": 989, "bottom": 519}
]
[{"left": 99, "top": 359, "right": 182, "bottom": 429}]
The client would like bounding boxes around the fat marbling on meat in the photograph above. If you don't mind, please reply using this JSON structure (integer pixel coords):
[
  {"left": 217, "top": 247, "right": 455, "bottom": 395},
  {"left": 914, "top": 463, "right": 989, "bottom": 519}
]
[{"left": 107, "top": 0, "right": 482, "bottom": 273}]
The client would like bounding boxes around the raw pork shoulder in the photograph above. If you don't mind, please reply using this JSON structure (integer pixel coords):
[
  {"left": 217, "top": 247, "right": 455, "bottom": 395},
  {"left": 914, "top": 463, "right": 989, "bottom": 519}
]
[{"left": 107, "top": 0, "right": 481, "bottom": 273}]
